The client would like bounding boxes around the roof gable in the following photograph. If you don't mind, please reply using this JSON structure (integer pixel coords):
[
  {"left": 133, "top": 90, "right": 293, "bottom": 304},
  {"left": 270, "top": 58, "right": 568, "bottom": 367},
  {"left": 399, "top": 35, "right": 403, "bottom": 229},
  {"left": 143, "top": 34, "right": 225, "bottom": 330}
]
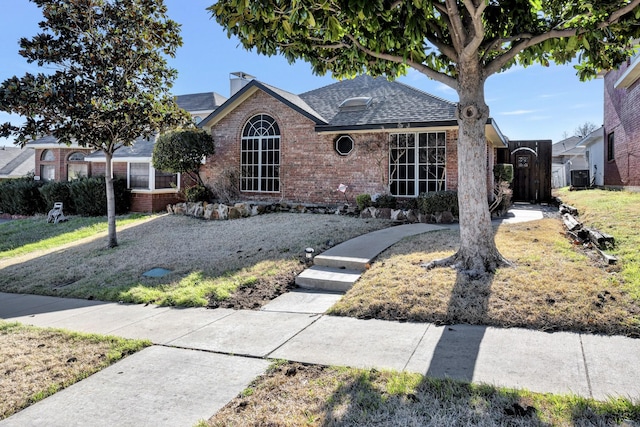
[
  {"left": 200, "top": 80, "right": 327, "bottom": 127},
  {"left": 0, "top": 147, "right": 35, "bottom": 177}
]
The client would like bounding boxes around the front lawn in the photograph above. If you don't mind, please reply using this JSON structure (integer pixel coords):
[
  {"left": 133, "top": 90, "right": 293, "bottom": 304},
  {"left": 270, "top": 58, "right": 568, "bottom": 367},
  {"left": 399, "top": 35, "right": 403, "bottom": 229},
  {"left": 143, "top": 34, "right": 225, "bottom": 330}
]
[
  {"left": 0, "top": 321, "right": 149, "bottom": 420},
  {"left": 330, "top": 194, "right": 640, "bottom": 336}
]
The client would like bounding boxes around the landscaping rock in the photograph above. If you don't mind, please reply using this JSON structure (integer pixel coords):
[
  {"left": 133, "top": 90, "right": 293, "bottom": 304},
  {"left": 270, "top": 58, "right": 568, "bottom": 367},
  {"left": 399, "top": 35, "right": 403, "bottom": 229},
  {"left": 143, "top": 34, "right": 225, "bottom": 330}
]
[
  {"left": 173, "top": 203, "right": 187, "bottom": 215},
  {"left": 436, "top": 211, "right": 455, "bottom": 224},
  {"left": 390, "top": 209, "right": 406, "bottom": 221},
  {"left": 376, "top": 208, "right": 392, "bottom": 220},
  {"left": 216, "top": 203, "right": 229, "bottom": 220},
  {"left": 228, "top": 207, "right": 242, "bottom": 220},
  {"left": 203, "top": 203, "right": 216, "bottom": 220}
]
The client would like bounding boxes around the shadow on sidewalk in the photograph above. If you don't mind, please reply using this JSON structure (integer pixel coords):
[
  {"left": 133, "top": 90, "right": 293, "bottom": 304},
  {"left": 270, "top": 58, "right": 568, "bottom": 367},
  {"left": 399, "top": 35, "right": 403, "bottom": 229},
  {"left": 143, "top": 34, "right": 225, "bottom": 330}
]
[{"left": 425, "top": 272, "right": 491, "bottom": 382}]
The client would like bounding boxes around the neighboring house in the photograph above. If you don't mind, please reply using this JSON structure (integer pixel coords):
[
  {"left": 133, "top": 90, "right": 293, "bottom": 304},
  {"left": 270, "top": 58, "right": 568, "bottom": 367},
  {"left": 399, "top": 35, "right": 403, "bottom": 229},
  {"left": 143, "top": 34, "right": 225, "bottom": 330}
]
[
  {"left": 0, "top": 146, "right": 35, "bottom": 181},
  {"left": 603, "top": 48, "right": 640, "bottom": 190},
  {"left": 551, "top": 136, "right": 588, "bottom": 188},
  {"left": 199, "top": 74, "right": 507, "bottom": 205},
  {"left": 25, "top": 91, "right": 227, "bottom": 212},
  {"left": 576, "top": 126, "right": 605, "bottom": 187}
]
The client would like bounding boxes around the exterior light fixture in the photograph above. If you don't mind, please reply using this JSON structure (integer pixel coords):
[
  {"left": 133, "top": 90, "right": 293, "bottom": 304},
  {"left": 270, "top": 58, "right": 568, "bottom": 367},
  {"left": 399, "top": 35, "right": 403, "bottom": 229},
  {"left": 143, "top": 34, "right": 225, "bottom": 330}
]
[{"left": 305, "top": 247, "right": 315, "bottom": 264}]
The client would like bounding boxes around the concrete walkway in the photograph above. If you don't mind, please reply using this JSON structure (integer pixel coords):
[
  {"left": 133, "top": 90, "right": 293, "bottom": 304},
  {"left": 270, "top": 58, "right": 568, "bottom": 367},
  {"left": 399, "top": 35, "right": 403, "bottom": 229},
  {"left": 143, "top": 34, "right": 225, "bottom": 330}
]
[{"left": 2, "top": 205, "right": 639, "bottom": 426}]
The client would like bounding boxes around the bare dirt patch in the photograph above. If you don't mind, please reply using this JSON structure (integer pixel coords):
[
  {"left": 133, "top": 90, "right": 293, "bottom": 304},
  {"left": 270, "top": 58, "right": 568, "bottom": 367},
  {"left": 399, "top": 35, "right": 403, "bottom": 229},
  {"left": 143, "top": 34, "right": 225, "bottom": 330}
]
[{"left": 207, "top": 266, "right": 302, "bottom": 310}]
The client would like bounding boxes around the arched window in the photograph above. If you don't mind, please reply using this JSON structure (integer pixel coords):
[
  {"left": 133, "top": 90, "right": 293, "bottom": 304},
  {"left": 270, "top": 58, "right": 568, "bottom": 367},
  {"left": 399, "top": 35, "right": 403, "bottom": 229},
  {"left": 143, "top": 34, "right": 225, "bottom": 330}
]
[
  {"left": 240, "top": 114, "right": 280, "bottom": 192},
  {"left": 67, "top": 152, "right": 88, "bottom": 180},
  {"left": 41, "top": 150, "right": 55, "bottom": 161},
  {"left": 68, "top": 152, "right": 85, "bottom": 161}
]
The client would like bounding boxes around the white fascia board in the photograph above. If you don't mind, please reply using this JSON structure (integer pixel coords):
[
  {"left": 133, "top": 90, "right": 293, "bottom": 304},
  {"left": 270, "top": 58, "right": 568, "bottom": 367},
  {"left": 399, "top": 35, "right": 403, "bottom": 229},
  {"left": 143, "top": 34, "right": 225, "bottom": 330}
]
[{"left": 614, "top": 56, "right": 640, "bottom": 88}]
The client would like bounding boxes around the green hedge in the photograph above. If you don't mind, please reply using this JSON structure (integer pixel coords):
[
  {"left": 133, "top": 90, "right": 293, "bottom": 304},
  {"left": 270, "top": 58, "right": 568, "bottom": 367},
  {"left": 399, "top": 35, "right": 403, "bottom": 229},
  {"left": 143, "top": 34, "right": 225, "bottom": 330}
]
[
  {"left": 70, "top": 177, "right": 130, "bottom": 216},
  {"left": 0, "top": 177, "right": 46, "bottom": 215},
  {"left": 0, "top": 176, "right": 130, "bottom": 217},
  {"left": 40, "top": 181, "right": 75, "bottom": 214},
  {"left": 417, "top": 190, "right": 459, "bottom": 216}
]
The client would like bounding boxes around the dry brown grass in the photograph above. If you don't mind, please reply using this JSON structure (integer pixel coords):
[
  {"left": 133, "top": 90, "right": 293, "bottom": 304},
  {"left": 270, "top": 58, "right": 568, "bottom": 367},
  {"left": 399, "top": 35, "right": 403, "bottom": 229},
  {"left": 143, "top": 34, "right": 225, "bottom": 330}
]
[
  {"left": 206, "top": 362, "right": 640, "bottom": 427},
  {"left": 330, "top": 218, "right": 640, "bottom": 336},
  {"left": 0, "top": 213, "right": 391, "bottom": 305},
  {"left": 0, "top": 321, "right": 148, "bottom": 420}
]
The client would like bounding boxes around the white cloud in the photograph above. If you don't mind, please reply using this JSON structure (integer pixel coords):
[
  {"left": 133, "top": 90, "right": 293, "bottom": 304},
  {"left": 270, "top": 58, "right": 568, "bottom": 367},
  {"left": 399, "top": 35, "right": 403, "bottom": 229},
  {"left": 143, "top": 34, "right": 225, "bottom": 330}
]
[{"left": 500, "top": 109, "right": 537, "bottom": 116}]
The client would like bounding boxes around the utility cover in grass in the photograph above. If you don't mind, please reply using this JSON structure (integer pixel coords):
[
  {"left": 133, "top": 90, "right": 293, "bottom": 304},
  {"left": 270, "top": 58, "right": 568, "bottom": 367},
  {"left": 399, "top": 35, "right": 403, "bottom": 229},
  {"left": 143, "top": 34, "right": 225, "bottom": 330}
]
[{"left": 143, "top": 267, "right": 172, "bottom": 278}]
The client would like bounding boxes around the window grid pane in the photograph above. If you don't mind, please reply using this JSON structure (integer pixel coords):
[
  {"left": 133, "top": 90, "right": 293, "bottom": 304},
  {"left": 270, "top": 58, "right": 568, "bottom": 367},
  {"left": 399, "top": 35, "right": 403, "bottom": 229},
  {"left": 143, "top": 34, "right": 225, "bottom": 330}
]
[
  {"left": 241, "top": 115, "right": 280, "bottom": 193},
  {"left": 389, "top": 132, "right": 446, "bottom": 196},
  {"left": 130, "top": 163, "right": 149, "bottom": 189},
  {"left": 155, "top": 170, "right": 177, "bottom": 189}
]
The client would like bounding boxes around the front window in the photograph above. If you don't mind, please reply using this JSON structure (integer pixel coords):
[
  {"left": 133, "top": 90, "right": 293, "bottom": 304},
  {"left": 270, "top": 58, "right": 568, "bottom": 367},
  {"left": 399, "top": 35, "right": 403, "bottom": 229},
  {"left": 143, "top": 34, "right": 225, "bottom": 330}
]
[
  {"left": 129, "top": 163, "right": 150, "bottom": 189},
  {"left": 241, "top": 114, "right": 280, "bottom": 192},
  {"left": 155, "top": 169, "right": 177, "bottom": 189},
  {"left": 67, "top": 152, "right": 88, "bottom": 180},
  {"left": 40, "top": 165, "right": 55, "bottom": 181},
  {"left": 389, "top": 132, "right": 446, "bottom": 196}
]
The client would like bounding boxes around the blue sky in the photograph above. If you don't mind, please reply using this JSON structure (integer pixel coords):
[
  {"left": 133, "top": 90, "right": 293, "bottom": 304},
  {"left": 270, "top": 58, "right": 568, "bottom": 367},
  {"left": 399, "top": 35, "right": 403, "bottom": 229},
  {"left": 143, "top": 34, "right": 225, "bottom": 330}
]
[{"left": 1, "top": 0, "right": 605, "bottom": 146}]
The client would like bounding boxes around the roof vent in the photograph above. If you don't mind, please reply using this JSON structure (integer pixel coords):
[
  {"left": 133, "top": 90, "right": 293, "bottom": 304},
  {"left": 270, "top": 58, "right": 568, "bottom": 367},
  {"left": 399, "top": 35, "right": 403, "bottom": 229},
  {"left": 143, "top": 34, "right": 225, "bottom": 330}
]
[{"left": 339, "top": 96, "right": 372, "bottom": 111}]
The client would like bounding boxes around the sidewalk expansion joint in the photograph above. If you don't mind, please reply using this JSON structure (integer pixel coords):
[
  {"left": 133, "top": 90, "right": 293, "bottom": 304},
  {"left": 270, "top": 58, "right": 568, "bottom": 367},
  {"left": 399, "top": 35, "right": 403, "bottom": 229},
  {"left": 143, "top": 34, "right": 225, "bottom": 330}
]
[
  {"left": 156, "top": 343, "right": 271, "bottom": 363},
  {"left": 265, "top": 313, "right": 325, "bottom": 359}
]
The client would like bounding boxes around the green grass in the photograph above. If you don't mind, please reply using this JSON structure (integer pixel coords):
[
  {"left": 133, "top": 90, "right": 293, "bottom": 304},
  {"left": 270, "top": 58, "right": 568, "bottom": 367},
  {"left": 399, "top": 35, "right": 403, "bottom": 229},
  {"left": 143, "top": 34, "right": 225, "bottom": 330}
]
[
  {"left": 556, "top": 188, "right": 640, "bottom": 301},
  {"left": 114, "top": 260, "right": 292, "bottom": 306},
  {"left": 0, "top": 214, "right": 149, "bottom": 259}
]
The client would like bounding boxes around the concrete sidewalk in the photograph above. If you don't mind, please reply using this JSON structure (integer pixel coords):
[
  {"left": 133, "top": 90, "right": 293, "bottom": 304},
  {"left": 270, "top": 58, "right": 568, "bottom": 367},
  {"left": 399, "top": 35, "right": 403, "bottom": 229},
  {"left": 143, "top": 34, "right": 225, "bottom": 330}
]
[
  {"left": 3, "top": 205, "right": 639, "bottom": 425},
  {"left": 2, "top": 290, "right": 640, "bottom": 426}
]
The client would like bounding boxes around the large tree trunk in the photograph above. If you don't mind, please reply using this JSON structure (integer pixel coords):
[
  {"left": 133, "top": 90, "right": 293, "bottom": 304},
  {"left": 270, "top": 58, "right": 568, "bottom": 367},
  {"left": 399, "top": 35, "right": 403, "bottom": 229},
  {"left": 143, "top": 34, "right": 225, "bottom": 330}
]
[
  {"left": 104, "top": 150, "right": 118, "bottom": 248},
  {"left": 423, "top": 57, "right": 509, "bottom": 275}
]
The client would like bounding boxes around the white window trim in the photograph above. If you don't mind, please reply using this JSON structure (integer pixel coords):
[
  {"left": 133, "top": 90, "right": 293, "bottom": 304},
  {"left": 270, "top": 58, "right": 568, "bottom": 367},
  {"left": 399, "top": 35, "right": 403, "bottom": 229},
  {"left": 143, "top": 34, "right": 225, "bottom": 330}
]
[
  {"left": 126, "top": 162, "right": 181, "bottom": 193},
  {"left": 389, "top": 131, "right": 447, "bottom": 197}
]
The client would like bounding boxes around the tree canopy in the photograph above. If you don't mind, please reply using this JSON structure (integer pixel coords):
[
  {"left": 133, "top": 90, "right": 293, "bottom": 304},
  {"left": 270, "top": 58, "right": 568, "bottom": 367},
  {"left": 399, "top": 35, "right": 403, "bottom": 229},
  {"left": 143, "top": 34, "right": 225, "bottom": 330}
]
[
  {"left": 152, "top": 128, "right": 215, "bottom": 185},
  {"left": 210, "top": 0, "right": 640, "bottom": 86},
  {"left": 0, "top": 0, "right": 190, "bottom": 247},
  {"left": 210, "top": 0, "right": 640, "bottom": 275}
]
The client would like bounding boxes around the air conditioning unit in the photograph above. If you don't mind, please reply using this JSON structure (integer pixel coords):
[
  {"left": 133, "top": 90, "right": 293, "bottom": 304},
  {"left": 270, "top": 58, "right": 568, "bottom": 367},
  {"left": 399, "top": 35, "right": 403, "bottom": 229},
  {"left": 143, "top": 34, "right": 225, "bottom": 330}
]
[{"left": 571, "top": 169, "right": 590, "bottom": 188}]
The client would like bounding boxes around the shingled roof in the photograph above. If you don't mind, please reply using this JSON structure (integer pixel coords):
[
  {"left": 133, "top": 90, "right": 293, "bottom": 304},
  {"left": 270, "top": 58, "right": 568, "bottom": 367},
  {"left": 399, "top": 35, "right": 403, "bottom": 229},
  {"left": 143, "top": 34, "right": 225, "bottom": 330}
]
[
  {"left": 175, "top": 92, "right": 227, "bottom": 112},
  {"left": 299, "top": 74, "right": 458, "bottom": 131}
]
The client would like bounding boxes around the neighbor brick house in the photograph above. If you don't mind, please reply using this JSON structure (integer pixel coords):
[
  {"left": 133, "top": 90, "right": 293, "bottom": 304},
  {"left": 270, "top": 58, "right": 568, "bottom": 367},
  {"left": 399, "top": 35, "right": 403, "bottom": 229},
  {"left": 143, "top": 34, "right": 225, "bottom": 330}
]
[
  {"left": 603, "top": 49, "right": 640, "bottom": 190},
  {"left": 26, "top": 92, "right": 227, "bottom": 212},
  {"left": 199, "top": 74, "right": 507, "bottom": 205}
]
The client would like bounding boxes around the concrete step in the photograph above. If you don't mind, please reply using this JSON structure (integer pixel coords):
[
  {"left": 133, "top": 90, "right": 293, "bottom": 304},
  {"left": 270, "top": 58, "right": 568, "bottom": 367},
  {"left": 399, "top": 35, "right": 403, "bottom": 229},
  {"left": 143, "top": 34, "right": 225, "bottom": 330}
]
[
  {"left": 295, "top": 266, "right": 362, "bottom": 292},
  {"left": 313, "top": 254, "right": 370, "bottom": 271}
]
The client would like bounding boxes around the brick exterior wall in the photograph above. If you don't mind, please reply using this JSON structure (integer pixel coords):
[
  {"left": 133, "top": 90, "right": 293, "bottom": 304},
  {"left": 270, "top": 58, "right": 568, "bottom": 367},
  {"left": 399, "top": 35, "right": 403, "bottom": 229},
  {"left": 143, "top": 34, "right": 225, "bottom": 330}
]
[
  {"left": 603, "top": 59, "right": 640, "bottom": 188},
  {"left": 203, "top": 89, "right": 466, "bottom": 204}
]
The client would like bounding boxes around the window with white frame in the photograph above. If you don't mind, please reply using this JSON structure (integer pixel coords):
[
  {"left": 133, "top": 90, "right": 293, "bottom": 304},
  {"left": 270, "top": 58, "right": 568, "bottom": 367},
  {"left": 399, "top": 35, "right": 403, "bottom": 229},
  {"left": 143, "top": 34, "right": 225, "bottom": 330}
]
[
  {"left": 129, "top": 163, "right": 150, "bottom": 189},
  {"left": 241, "top": 114, "right": 280, "bottom": 192},
  {"left": 128, "top": 163, "right": 178, "bottom": 190},
  {"left": 155, "top": 169, "right": 177, "bottom": 189},
  {"left": 389, "top": 131, "right": 446, "bottom": 196}
]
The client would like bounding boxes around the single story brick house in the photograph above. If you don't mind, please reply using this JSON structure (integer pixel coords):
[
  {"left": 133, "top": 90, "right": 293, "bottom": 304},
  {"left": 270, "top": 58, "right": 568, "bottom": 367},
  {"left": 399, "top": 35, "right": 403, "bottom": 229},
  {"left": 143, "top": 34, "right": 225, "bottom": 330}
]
[
  {"left": 198, "top": 74, "right": 507, "bottom": 205},
  {"left": 603, "top": 49, "right": 640, "bottom": 190},
  {"left": 26, "top": 92, "right": 227, "bottom": 212}
]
